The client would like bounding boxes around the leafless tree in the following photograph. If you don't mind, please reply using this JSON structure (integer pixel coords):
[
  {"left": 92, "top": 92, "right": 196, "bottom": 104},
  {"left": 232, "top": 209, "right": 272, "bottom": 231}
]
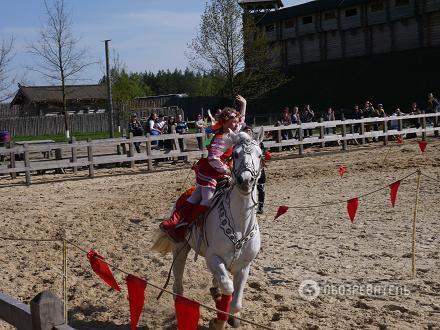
[
  {"left": 187, "top": 0, "right": 244, "bottom": 98},
  {"left": 28, "top": 0, "right": 92, "bottom": 137},
  {"left": 187, "top": 0, "right": 286, "bottom": 100},
  {"left": 0, "top": 36, "right": 15, "bottom": 103}
]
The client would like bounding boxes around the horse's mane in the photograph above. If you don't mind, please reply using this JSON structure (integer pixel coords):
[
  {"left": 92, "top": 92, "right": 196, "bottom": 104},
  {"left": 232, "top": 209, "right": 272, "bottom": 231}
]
[{"left": 224, "top": 131, "right": 253, "bottom": 147}]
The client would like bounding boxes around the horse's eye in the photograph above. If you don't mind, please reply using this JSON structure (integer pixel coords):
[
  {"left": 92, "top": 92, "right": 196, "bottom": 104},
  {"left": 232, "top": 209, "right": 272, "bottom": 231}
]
[{"left": 233, "top": 152, "right": 238, "bottom": 159}]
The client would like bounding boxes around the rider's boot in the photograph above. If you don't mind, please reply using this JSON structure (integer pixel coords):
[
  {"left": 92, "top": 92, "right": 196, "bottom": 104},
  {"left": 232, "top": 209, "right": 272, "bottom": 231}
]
[
  {"left": 173, "top": 204, "right": 209, "bottom": 242},
  {"left": 160, "top": 203, "right": 209, "bottom": 243},
  {"left": 159, "top": 201, "right": 193, "bottom": 242}
]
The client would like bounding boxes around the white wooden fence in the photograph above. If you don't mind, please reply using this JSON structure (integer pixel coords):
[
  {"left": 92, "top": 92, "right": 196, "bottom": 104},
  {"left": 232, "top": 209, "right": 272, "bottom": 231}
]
[
  {"left": 0, "top": 113, "right": 439, "bottom": 185},
  {"left": 262, "top": 112, "right": 440, "bottom": 154},
  {"left": 0, "top": 130, "right": 207, "bottom": 185}
]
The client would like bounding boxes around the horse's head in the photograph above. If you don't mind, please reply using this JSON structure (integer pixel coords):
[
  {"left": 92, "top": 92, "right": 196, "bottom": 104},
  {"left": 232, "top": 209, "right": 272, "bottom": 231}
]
[{"left": 227, "top": 129, "right": 264, "bottom": 194}]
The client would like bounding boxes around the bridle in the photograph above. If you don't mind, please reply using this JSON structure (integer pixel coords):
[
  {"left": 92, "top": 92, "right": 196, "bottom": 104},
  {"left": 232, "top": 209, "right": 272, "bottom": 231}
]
[{"left": 231, "top": 139, "right": 262, "bottom": 203}]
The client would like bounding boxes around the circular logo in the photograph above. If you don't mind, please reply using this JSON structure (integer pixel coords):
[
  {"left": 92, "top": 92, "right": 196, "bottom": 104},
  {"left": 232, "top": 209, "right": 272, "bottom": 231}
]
[{"left": 298, "top": 280, "right": 320, "bottom": 301}]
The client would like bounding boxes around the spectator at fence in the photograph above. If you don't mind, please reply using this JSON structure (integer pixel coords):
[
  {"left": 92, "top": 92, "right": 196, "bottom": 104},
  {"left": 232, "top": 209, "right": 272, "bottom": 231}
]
[
  {"left": 128, "top": 114, "right": 144, "bottom": 153},
  {"left": 291, "top": 106, "right": 301, "bottom": 139},
  {"left": 148, "top": 112, "right": 161, "bottom": 147},
  {"left": 176, "top": 114, "right": 188, "bottom": 162},
  {"left": 301, "top": 104, "right": 314, "bottom": 137},
  {"left": 410, "top": 102, "right": 421, "bottom": 128},
  {"left": 390, "top": 108, "right": 403, "bottom": 131},
  {"left": 164, "top": 116, "right": 176, "bottom": 150},
  {"left": 427, "top": 93, "right": 440, "bottom": 113},
  {"left": 291, "top": 106, "right": 301, "bottom": 124},
  {"left": 324, "top": 107, "right": 336, "bottom": 135},
  {"left": 279, "top": 107, "right": 293, "bottom": 142},
  {"left": 195, "top": 114, "right": 205, "bottom": 150}
]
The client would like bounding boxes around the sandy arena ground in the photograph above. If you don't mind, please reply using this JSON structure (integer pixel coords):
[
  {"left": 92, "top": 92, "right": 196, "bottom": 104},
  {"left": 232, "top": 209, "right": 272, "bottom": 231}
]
[{"left": 0, "top": 139, "right": 439, "bottom": 329}]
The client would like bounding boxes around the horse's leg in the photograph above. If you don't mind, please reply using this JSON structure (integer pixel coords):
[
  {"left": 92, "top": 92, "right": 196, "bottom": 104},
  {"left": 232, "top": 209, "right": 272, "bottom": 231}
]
[
  {"left": 206, "top": 255, "right": 233, "bottom": 330},
  {"left": 228, "top": 265, "right": 250, "bottom": 328},
  {"left": 172, "top": 242, "right": 191, "bottom": 295},
  {"left": 210, "top": 277, "right": 221, "bottom": 301}
]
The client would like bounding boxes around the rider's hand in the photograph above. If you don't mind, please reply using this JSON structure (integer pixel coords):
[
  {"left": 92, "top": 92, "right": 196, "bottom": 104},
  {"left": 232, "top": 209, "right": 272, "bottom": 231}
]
[{"left": 235, "top": 95, "right": 246, "bottom": 105}]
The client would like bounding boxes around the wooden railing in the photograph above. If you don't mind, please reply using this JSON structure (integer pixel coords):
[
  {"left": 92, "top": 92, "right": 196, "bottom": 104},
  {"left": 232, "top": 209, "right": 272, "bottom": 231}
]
[
  {"left": 0, "top": 130, "right": 207, "bottom": 185},
  {"left": 0, "top": 290, "right": 75, "bottom": 330},
  {"left": 0, "top": 112, "right": 439, "bottom": 185},
  {"left": 261, "top": 112, "right": 440, "bottom": 154}
]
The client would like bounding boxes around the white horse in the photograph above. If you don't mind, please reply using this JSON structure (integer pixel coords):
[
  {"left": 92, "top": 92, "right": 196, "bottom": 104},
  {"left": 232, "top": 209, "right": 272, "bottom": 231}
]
[{"left": 152, "top": 130, "right": 263, "bottom": 329}]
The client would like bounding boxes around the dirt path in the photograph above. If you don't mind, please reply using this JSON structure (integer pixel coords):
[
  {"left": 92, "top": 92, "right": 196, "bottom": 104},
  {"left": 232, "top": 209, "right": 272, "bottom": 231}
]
[{"left": 0, "top": 139, "right": 439, "bottom": 329}]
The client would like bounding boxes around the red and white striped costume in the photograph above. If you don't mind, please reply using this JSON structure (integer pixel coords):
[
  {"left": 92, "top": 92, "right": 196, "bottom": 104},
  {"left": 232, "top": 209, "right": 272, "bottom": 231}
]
[{"left": 194, "top": 117, "right": 245, "bottom": 188}]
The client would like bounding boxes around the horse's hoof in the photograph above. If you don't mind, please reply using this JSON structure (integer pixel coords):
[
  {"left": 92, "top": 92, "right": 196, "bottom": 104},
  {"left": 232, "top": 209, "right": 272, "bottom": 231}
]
[
  {"left": 228, "top": 316, "right": 241, "bottom": 328},
  {"left": 210, "top": 287, "right": 221, "bottom": 300},
  {"left": 209, "top": 319, "right": 226, "bottom": 330}
]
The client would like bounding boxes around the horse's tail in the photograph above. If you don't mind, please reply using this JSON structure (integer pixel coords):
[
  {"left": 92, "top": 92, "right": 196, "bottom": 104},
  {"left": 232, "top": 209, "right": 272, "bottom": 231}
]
[{"left": 151, "top": 229, "right": 173, "bottom": 255}]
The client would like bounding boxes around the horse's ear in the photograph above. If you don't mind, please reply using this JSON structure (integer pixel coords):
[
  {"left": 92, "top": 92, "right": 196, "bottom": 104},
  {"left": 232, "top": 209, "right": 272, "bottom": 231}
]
[{"left": 256, "top": 127, "right": 264, "bottom": 144}]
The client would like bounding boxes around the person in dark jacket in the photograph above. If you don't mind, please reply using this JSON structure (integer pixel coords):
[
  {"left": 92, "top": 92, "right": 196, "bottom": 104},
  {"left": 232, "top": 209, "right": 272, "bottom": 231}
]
[{"left": 128, "top": 113, "right": 143, "bottom": 153}]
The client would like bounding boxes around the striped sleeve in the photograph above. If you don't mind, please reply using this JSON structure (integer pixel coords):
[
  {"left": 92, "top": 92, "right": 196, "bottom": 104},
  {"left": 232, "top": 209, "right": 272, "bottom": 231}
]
[{"left": 208, "top": 137, "right": 228, "bottom": 173}]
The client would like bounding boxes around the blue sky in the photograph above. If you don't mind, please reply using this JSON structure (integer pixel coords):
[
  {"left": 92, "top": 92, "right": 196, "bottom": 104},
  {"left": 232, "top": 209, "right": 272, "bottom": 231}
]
[{"left": 0, "top": 0, "right": 309, "bottom": 87}]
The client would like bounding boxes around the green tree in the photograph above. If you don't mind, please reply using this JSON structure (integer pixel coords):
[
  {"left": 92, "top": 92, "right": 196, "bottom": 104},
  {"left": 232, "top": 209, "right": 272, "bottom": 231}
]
[{"left": 112, "top": 70, "right": 151, "bottom": 102}]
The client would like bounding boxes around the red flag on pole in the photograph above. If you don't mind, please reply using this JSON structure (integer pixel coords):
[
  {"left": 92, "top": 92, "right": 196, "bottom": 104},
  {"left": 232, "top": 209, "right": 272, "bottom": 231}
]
[
  {"left": 339, "top": 165, "right": 345, "bottom": 178},
  {"left": 175, "top": 296, "right": 200, "bottom": 330},
  {"left": 389, "top": 180, "right": 401, "bottom": 208},
  {"left": 87, "top": 250, "right": 121, "bottom": 292},
  {"left": 126, "top": 275, "right": 147, "bottom": 330},
  {"left": 274, "top": 206, "right": 289, "bottom": 220},
  {"left": 347, "top": 198, "right": 358, "bottom": 223},
  {"left": 418, "top": 141, "right": 427, "bottom": 153}
]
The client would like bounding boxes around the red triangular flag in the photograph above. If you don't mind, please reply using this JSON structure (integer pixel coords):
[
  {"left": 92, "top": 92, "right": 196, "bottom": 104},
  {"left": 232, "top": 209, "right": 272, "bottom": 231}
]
[
  {"left": 175, "top": 296, "right": 200, "bottom": 330},
  {"left": 87, "top": 250, "right": 121, "bottom": 292},
  {"left": 126, "top": 275, "right": 147, "bottom": 330},
  {"left": 264, "top": 151, "right": 272, "bottom": 161},
  {"left": 339, "top": 165, "right": 345, "bottom": 177},
  {"left": 418, "top": 141, "right": 427, "bottom": 153},
  {"left": 396, "top": 135, "right": 403, "bottom": 144},
  {"left": 347, "top": 198, "right": 358, "bottom": 223},
  {"left": 389, "top": 180, "right": 401, "bottom": 208},
  {"left": 274, "top": 206, "right": 289, "bottom": 220}
]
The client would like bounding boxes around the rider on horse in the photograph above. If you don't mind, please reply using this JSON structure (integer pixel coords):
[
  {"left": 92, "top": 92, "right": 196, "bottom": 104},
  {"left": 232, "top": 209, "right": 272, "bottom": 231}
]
[{"left": 160, "top": 95, "right": 247, "bottom": 242}]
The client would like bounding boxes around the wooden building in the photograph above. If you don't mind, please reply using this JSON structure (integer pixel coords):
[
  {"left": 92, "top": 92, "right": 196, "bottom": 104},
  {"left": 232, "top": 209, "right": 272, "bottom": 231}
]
[
  {"left": 240, "top": 0, "right": 440, "bottom": 66},
  {"left": 239, "top": 0, "right": 440, "bottom": 115},
  {"left": 10, "top": 84, "right": 107, "bottom": 116}
]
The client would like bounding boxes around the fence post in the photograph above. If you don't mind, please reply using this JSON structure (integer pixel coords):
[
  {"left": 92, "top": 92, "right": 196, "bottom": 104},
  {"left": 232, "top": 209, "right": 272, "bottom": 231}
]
[
  {"left": 360, "top": 116, "right": 366, "bottom": 145},
  {"left": 268, "top": 114, "right": 273, "bottom": 125},
  {"left": 30, "top": 290, "right": 64, "bottom": 330},
  {"left": 87, "top": 138, "right": 94, "bottom": 178},
  {"left": 146, "top": 133, "right": 153, "bottom": 171},
  {"left": 434, "top": 111, "right": 439, "bottom": 137},
  {"left": 341, "top": 115, "right": 347, "bottom": 151},
  {"left": 319, "top": 117, "right": 325, "bottom": 148},
  {"left": 128, "top": 133, "right": 135, "bottom": 168},
  {"left": 9, "top": 141, "right": 17, "bottom": 179},
  {"left": 276, "top": 128, "right": 282, "bottom": 152},
  {"left": 421, "top": 110, "right": 427, "bottom": 141},
  {"left": 398, "top": 116, "right": 403, "bottom": 137},
  {"left": 70, "top": 137, "right": 77, "bottom": 175},
  {"left": 383, "top": 119, "right": 388, "bottom": 145},
  {"left": 201, "top": 127, "right": 206, "bottom": 155},
  {"left": 253, "top": 116, "right": 256, "bottom": 127},
  {"left": 23, "top": 142, "right": 31, "bottom": 185},
  {"left": 298, "top": 126, "right": 304, "bottom": 156}
]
